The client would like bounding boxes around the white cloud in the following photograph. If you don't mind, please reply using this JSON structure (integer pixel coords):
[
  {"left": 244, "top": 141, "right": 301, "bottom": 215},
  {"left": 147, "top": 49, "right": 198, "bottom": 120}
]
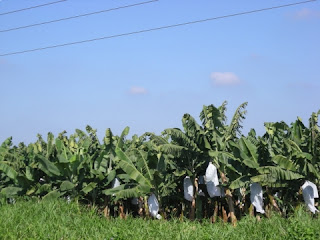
[
  {"left": 129, "top": 86, "right": 147, "bottom": 95},
  {"left": 211, "top": 72, "right": 241, "bottom": 86},
  {"left": 292, "top": 8, "right": 320, "bottom": 19}
]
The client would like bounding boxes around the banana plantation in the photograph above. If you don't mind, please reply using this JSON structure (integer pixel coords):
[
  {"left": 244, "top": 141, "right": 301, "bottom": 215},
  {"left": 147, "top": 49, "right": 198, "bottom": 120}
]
[{"left": 1, "top": 102, "right": 319, "bottom": 225}]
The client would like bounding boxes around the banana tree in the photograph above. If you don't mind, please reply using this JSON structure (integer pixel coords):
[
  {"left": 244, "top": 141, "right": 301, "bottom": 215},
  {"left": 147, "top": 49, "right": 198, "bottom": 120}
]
[
  {"left": 160, "top": 113, "right": 211, "bottom": 220},
  {"left": 199, "top": 101, "right": 251, "bottom": 225},
  {"left": 103, "top": 146, "right": 164, "bottom": 218}
]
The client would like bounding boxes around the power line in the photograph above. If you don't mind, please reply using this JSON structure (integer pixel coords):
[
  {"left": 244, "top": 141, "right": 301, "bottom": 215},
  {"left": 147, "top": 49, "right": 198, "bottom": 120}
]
[
  {"left": 0, "top": 0, "right": 316, "bottom": 57},
  {"left": 0, "top": 0, "right": 67, "bottom": 16},
  {"left": 0, "top": 0, "right": 159, "bottom": 33}
]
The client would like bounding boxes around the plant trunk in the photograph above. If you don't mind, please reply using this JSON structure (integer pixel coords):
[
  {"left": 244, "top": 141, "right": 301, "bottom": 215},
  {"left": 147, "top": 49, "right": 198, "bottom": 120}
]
[
  {"left": 119, "top": 202, "right": 125, "bottom": 219},
  {"left": 190, "top": 177, "right": 198, "bottom": 221},
  {"left": 180, "top": 202, "right": 185, "bottom": 221},
  {"left": 249, "top": 204, "right": 254, "bottom": 217},
  {"left": 222, "top": 206, "right": 228, "bottom": 223},
  {"left": 144, "top": 196, "right": 150, "bottom": 218},
  {"left": 190, "top": 198, "right": 196, "bottom": 220},
  {"left": 103, "top": 206, "right": 110, "bottom": 219},
  {"left": 212, "top": 200, "right": 218, "bottom": 223},
  {"left": 226, "top": 189, "right": 237, "bottom": 226},
  {"left": 268, "top": 193, "right": 281, "bottom": 214},
  {"left": 138, "top": 197, "right": 144, "bottom": 217},
  {"left": 219, "top": 171, "right": 237, "bottom": 226},
  {"left": 239, "top": 187, "right": 246, "bottom": 219},
  {"left": 103, "top": 196, "right": 110, "bottom": 219}
]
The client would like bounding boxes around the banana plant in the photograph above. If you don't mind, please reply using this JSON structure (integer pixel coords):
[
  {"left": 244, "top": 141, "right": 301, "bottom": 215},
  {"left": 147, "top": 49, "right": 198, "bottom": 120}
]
[
  {"left": 160, "top": 113, "right": 211, "bottom": 220},
  {"left": 199, "top": 102, "right": 250, "bottom": 225}
]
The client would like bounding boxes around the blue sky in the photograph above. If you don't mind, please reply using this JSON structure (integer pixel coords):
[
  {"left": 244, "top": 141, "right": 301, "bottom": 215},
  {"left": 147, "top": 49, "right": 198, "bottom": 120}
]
[{"left": 0, "top": 0, "right": 319, "bottom": 144}]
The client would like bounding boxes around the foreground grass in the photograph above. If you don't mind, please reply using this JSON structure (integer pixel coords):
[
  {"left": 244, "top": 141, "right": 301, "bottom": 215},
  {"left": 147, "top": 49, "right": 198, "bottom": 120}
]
[{"left": 0, "top": 200, "right": 319, "bottom": 240}]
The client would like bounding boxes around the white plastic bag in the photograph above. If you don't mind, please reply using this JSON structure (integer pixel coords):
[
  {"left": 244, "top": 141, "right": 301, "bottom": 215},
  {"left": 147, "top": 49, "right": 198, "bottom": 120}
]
[
  {"left": 148, "top": 193, "right": 162, "bottom": 219},
  {"left": 250, "top": 183, "right": 265, "bottom": 214},
  {"left": 302, "top": 181, "right": 319, "bottom": 214},
  {"left": 112, "top": 177, "right": 120, "bottom": 188},
  {"left": 206, "top": 181, "right": 223, "bottom": 197},
  {"left": 205, "top": 162, "right": 219, "bottom": 186},
  {"left": 205, "top": 162, "right": 222, "bottom": 197},
  {"left": 112, "top": 178, "right": 121, "bottom": 196},
  {"left": 183, "top": 176, "right": 194, "bottom": 202}
]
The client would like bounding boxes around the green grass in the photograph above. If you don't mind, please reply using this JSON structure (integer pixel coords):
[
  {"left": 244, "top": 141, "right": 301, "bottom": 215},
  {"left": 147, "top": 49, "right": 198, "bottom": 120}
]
[{"left": 0, "top": 200, "right": 319, "bottom": 240}]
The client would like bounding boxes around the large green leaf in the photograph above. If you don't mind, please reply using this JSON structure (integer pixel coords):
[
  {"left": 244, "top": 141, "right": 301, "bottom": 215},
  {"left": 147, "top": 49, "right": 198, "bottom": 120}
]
[
  {"left": 229, "top": 175, "right": 250, "bottom": 189},
  {"left": 42, "top": 190, "right": 62, "bottom": 201},
  {"left": 46, "top": 132, "right": 55, "bottom": 158},
  {"left": 60, "top": 181, "right": 75, "bottom": 191},
  {"left": 102, "top": 184, "right": 125, "bottom": 196},
  {"left": 82, "top": 182, "right": 97, "bottom": 194},
  {"left": 103, "top": 185, "right": 143, "bottom": 201},
  {"left": 134, "top": 149, "right": 153, "bottom": 182},
  {"left": 159, "top": 144, "right": 186, "bottom": 158},
  {"left": 162, "top": 128, "right": 200, "bottom": 152},
  {"left": 1, "top": 187, "right": 22, "bottom": 197},
  {"left": 242, "top": 159, "right": 259, "bottom": 169},
  {"left": 37, "top": 155, "right": 60, "bottom": 176},
  {"left": 225, "top": 102, "right": 248, "bottom": 140},
  {"left": 253, "top": 166, "right": 304, "bottom": 183},
  {"left": 116, "top": 127, "right": 130, "bottom": 149},
  {"left": 272, "top": 155, "right": 297, "bottom": 171},
  {"left": 116, "top": 148, "right": 152, "bottom": 189},
  {"left": 106, "top": 170, "right": 116, "bottom": 186},
  {"left": 0, "top": 162, "right": 18, "bottom": 180},
  {"left": 25, "top": 166, "right": 34, "bottom": 181},
  {"left": 239, "top": 137, "right": 258, "bottom": 162}
]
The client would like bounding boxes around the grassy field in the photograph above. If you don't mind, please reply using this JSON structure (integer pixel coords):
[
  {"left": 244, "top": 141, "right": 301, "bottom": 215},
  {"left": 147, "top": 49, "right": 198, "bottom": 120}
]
[{"left": 0, "top": 200, "right": 319, "bottom": 240}]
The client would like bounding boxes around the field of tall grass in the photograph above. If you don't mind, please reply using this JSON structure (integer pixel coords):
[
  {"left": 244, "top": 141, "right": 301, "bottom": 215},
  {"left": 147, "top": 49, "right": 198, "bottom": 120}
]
[{"left": 0, "top": 200, "right": 319, "bottom": 240}]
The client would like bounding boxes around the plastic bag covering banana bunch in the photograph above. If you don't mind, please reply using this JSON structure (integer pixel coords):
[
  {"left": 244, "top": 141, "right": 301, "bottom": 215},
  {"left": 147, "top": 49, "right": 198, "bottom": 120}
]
[
  {"left": 205, "top": 162, "right": 223, "bottom": 197},
  {"left": 148, "top": 193, "right": 162, "bottom": 219},
  {"left": 206, "top": 182, "right": 223, "bottom": 197},
  {"left": 250, "top": 183, "right": 265, "bottom": 214},
  {"left": 183, "top": 176, "right": 193, "bottom": 201},
  {"left": 111, "top": 178, "right": 120, "bottom": 196},
  {"left": 302, "top": 181, "right": 319, "bottom": 214}
]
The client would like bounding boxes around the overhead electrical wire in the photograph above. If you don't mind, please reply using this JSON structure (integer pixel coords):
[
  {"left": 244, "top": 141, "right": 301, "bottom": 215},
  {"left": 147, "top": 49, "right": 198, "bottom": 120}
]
[
  {"left": 0, "top": 0, "right": 159, "bottom": 33},
  {"left": 0, "top": 0, "right": 316, "bottom": 57},
  {"left": 0, "top": 0, "right": 67, "bottom": 16}
]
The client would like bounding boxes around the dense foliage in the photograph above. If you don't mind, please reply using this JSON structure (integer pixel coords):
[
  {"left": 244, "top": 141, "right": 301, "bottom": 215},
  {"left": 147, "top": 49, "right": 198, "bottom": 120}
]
[{"left": 0, "top": 102, "right": 319, "bottom": 223}]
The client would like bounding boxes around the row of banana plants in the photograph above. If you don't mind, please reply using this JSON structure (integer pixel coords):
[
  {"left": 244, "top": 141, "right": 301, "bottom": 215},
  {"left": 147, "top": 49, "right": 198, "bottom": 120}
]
[{"left": 0, "top": 102, "right": 319, "bottom": 224}]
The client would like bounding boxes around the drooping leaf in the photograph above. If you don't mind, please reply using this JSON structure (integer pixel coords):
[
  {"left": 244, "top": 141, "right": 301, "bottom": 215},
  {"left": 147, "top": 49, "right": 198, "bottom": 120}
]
[
  {"left": 42, "top": 190, "right": 61, "bottom": 201},
  {"left": 272, "top": 155, "right": 297, "bottom": 171},
  {"left": 82, "top": 182, "right": 97, "bottom": 194},
  {"left": 60, "top": 181, "right": 75, "bottom": 191},
  {"left": 103, "top": 185, "right": 143, "bottom": 201},
  {"left": 242, "top": 159, "right": 260, "bottom": 169},
  {"left": 229, "top": 175, "right": 250, "bottom": 189},
  {"left": 0, "top": 162, "right": 18, "bottom": 180},
  {"left": 116, "top": 148, "right": 152, "bottom": 188},
  {"left": 253, "top": 166, "right": 304, "bottom": 183},
  {"left": 37, "top": 155, "right": 60, "bottom": 176},
  {"left": 1, "top": 187, "right": 22, "bottom": 197}
]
